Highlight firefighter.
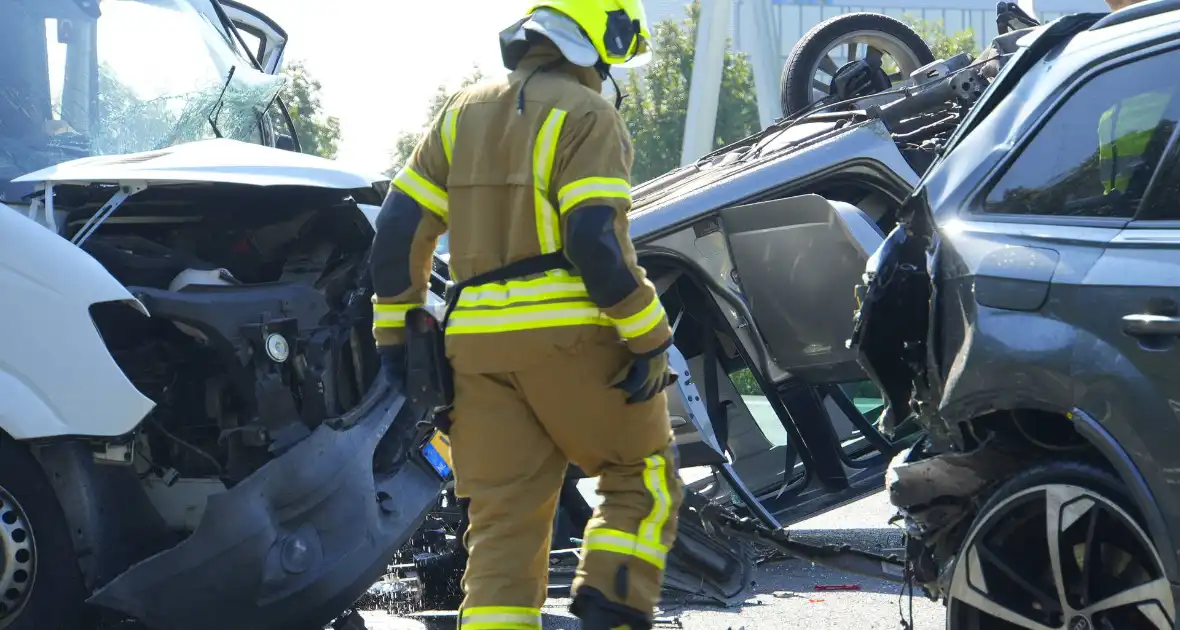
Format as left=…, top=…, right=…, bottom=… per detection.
left=368, top=2, right=683, bottom=629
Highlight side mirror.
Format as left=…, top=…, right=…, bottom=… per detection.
left=275, top=133, right=297, bottom=152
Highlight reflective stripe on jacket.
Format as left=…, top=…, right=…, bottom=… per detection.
left=1098, top=91, right=1171, bottom=195
left=372, top=43, right=671, bottom=374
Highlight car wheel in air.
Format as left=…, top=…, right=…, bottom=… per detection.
left=0, top=438, right=86, bottom=630
left=946, top=462, right=1175, bottom=630
left=780, top=12, right=934, bottom=117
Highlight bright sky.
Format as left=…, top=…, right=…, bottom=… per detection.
left=241, top=0, right=536, bottom=174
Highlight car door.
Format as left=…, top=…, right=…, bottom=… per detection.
left=710, top=193, right=907, bottom=523
left=219, top=0, right=288, bottom=74
left=1078, top=110, right=1180, bottom=500
left=718, top=193, right=886, bottom=386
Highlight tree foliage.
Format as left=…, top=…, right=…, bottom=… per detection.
left=903, top=15, right=980, bottom=60
left=388, top=66, right=486, bottom=174
left=620, top=1, right=760, bottom=184
left=280, top=60, right=342, bottom=159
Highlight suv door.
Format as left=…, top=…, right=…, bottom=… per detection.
left=1079, top=88, right=1180, bottom=509
left=219, top=0, right=288, bottom=74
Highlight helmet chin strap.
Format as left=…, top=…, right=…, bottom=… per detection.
left=596, top=60, right=626, bottom=110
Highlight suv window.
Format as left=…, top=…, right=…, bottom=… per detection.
left=981, top=49, right=1180, bottom=219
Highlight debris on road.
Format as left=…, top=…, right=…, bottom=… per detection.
left=815, top=584, right=861, bottom=591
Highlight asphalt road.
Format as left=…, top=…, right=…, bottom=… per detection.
left=358, top=491, right=946, bottom=629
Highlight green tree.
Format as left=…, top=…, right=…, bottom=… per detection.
left=621, top=1, right=760, bottom=184
left=280, top=60, right=341, bottom=159
left=388, top=66, right=486, bottom=174
left=731, top=369, right=761, bottom=396
left=903, top=15, right=980, bottom=60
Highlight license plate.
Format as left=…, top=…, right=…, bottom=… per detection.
left=421, top=430, right=453, bottom=480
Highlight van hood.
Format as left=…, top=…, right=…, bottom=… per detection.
left=13, top=138, right=386, bottom=190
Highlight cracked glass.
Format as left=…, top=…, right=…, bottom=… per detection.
left=1, top=0, right=286, bottom=189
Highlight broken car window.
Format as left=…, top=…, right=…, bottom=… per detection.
left=981, top=48, right=1180, bottom=219
left=0, top=0, right=284, bottom=190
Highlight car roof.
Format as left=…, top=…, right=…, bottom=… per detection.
left=1064, top=2, right=1180, bottom=60
left=1088, top=0, right=1180, bottom=30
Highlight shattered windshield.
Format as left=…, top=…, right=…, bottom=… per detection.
left=0, top=0, right=285, bottom=195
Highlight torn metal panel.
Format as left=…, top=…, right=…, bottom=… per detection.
left=885, top=438, right=1028, bottom=511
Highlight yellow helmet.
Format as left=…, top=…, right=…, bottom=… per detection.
left=519, top=0, right=653, bottom=68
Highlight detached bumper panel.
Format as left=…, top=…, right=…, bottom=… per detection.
left=88, top=386, right=444, bottom=630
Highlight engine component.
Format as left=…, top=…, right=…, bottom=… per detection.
left=167, top=268, right=238, bottom=343
left=264, top=333, right=290, bottom=363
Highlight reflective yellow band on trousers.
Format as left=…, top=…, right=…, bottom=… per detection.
left=392, top=166, right=448, bottom=222
left=557, top=176, right=631, bottom=214
left=639, top=454, right=673, bottom=544
left=582, top=455, right=674, bottom=571
left=455, top=271, right=590, bottom=308
left=442, top=107, right=459, bottom=165
left=447, top=301, right=612, bottom=335
left=460, top=606, right=542, bottom=630
left=609, top=296, right=667, bottom=340
left=373, top=302, right=420, bottom=328
left=534, top=108, right=567, bottom=255
left=583, top=528, right=669, bottom=570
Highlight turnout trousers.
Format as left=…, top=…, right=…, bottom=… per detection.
left=448, top=340, right=683, bottom=629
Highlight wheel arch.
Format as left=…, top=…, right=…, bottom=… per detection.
left=27, top=440, right=177, bottom=593
left=956, top=403, right=1180, bottom=583
left=1066, top=406, right=1180, bottom=582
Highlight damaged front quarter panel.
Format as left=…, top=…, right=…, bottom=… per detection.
left=88, top=381, right=444, bottom=630
left=884, top=434, right=1033, bottom=597
left=850, top=194, right=947, bottom=444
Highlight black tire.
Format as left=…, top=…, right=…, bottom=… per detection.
left=780, top=12, right=935, bottom=116
left=947, top=461, right=1168, bottom=629
left=0, top=438, right=86, bottom=630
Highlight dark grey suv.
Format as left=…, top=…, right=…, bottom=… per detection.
left=854, top=2, right=1180, bottom=628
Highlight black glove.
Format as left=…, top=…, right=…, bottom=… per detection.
left=612, top=351, right=679, bottom=405
left=379, top=344, right=407, bottom=387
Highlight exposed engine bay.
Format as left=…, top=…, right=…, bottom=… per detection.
left=77, top=182, right=381, bottom=493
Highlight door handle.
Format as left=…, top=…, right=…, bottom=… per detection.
left=1122, top=313, right=1180, bottom=337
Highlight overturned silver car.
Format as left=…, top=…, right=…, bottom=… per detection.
left=396, top=5, right=1049, bottom=618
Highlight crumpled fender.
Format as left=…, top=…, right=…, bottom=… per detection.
left=0, top=205, right=154, bottom=439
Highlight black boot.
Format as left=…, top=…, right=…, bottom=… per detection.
left=569, top=587, right=651, bottom=630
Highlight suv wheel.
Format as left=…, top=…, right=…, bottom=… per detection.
left=0, top=439, right=85, bottom=630
left=947, top=462, right=1175, bottom=629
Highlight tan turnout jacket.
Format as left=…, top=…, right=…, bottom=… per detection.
left=373, top=43, right=671, bottom=374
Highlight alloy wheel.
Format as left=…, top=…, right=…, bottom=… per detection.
left=948, top=484, right=1174, bottom=629
left=805, top=31, right=927, bottom=103
left=0, top=484, right=36, bottom=628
